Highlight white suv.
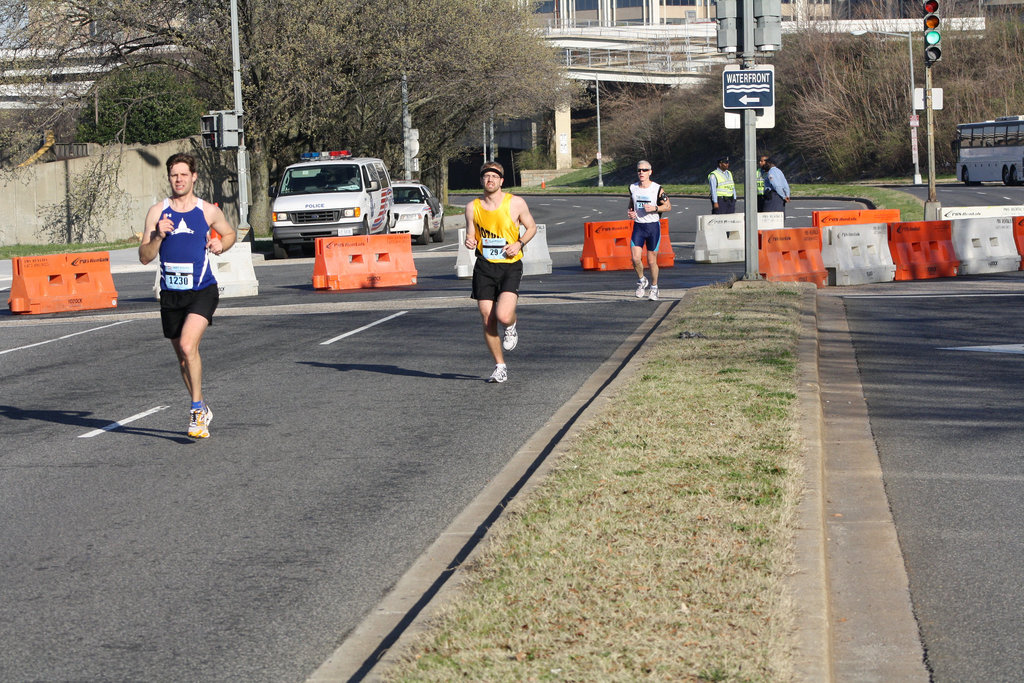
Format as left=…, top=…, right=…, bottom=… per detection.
left=390, top=181, right=445, bottom=245
left=270, top=152, right=395, bottom=257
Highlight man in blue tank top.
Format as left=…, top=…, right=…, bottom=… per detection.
left=139, top=153, right=237, bottom=438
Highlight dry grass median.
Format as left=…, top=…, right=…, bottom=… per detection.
left=386, top=283, right=809, bottom=682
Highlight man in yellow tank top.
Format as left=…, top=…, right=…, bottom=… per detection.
left=464, top=161, right=538, bottom=383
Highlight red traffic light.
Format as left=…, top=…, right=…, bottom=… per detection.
left=924, top=0, right=938, bottom=11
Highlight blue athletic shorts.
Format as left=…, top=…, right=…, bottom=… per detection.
left=630, top=221, right=661, bottom=252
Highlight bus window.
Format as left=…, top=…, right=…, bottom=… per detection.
left=1007, top=124, right=1021, bottom=146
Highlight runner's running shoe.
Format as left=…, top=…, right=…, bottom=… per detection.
left=648, top=285, right=660, bottom=301
left=502, top=324, right=518, bottom=352
left=188, top=403, right=212, bottom=439
left=487, top=365, right=508, bottom=383
left=634, top=276, right=648, bottom=298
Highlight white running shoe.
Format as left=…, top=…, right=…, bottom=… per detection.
left=634, top=276, right=649, bottom=298
left=648, top=285, right=660, bottom=301
left=487, top=365, right=508, bottom=383
left=188, top=403, right=213, bottom=439
left=502, top=324, right=518, bottom=352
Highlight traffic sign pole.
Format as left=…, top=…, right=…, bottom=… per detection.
left=741, top=0, right=759, bottom=281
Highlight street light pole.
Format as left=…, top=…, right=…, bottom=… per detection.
left=595, top=76, right=603, bottom=187
left=850, top=30, right=921, bottom=186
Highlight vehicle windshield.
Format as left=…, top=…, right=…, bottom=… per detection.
left=393, top=187, right=425, bottom=204
left=279, top=164, right=362, bottom=195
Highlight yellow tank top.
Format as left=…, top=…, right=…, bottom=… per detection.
left=472, top=193, right=523, bottom=263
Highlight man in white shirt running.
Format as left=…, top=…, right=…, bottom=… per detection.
left=626, top=160, right=671, bottom=301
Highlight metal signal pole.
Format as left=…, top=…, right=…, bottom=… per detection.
left=230, top=0, right=250, bottom=231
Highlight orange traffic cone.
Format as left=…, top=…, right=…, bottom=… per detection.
left=541, top=180, right=546, bottom=189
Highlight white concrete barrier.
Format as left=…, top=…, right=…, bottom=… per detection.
left=153, top=241, right=260, bottom=299
left=950, top=217, right=1021, bottom=275
left=455, top=224, right=552, bottom=279
left=939, top=205, right=1024, bottom=220
left=821, top=223, right=896, bottom=286
left=693, top=213, right=783, bottom=263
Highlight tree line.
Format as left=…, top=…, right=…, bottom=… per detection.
left=2, top=3, right=1023, bottom=243
left=0, top=0, right=574, bottom=235
left=598, top=11, right=1024, bottom=183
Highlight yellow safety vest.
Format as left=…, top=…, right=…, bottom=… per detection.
left=709, top=168, right=735, bottom=198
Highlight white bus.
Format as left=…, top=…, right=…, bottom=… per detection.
left=953, top=116, right=1024, bottom=185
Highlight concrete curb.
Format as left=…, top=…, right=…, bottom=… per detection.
left=815, top=293, right=929, bottom=681
left=305, top=297, right=687, bottom=682
left=792, top=287, right=834, bottom=682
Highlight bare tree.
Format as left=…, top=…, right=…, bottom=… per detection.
left=0, top=0, right=571, bottom=232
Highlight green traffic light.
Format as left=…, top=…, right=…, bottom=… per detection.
left=925, top=29, right=941, bottom=45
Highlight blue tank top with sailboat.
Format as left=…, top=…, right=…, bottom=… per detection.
left=158, top=198, right=216, bottom=292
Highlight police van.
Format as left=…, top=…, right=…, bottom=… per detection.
left=270, top=151, right=395, bottom=258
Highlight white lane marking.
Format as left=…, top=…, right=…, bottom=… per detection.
left=426, top=243, right=456, bottom=253
left=842, top=293, right=1024, bottom=299
left=0, top=320, right=131, bottom=355
left=940, top=344, right=1024, bottom=355
left=79, top=405, right=170, bottom=438
left=321, top=311, right=408, bottom=345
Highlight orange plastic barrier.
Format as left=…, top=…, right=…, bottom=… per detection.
left=580, top=219, right=675, bottom=271
left=812, top=209, right=901, bottom=228
left=1013, top=216, right=1024, bottom=270
left=758, top=227, right=828, bottom=288
left=312, top=234, right=418, bottom=290
left=8, top=252, right=118, bottom=314
left=887, top=221, right=959, bottom=280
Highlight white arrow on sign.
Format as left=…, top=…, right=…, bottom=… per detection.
left=739, top=95, right=760, bottom=105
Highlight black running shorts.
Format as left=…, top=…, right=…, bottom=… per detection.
left=159, top=283, right=219, bottom=339
left=471, top=258, right=523, bottom=301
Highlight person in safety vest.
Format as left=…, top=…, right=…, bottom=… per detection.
left=626, top=160, right=671, bottom=301
left=139, top=153, right=236, bottom=439
left=756, top=154, right=769, bottom=212
left=708, top=156, right=736, bottom=214
left=463, top=161, right=538, bottom=384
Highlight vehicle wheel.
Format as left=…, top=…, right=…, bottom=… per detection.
left=1011, top=166, right=1020, bottom=186
left=417, top=217, right=431, bottom=245
left=1003, top=166, right=1012, bottom=186
left=431, top=218, right=445, bottom=243
left=273, top=242, right=288, bottom=259
left=962, top=167, right=969, bottom=185
left=362, top=217, right=371, bottom=235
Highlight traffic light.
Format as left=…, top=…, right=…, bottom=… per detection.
left=753, top=0, right=782, bottom=52
left=715, top=0, right=739, bottom=54
left=219, top=112, right=241, bottom=148
left=200, top=114, right=221, bottom=149
left=924, top=0, right=941, bottom=66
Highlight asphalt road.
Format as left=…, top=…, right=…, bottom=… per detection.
left=4, top=194, right=824, bottom=683
left=834, top=276, right=1024, bottom=683
left=5, top=188, right=969, bottom=682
